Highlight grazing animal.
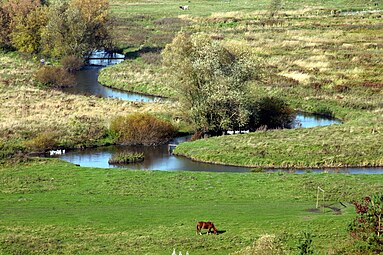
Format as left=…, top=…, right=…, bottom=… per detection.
left=196, top=221, right=217, bottom=235
left=179, top=5, right=189, bottom=10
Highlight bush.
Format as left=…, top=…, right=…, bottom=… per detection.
left=247, top=96, right=295, bottom=131
left=349, top=194, right=383, bottom=253
left=35, top=66, right=75, bottom=88
left=108, top=152, right=144, bottom=164
left=61, top=55, right=83, bottom=72
left=0, top=139, right=25, bottom=159
left=110, top=113, right=176, bottom=146
left=24, top=131, right=59, bottom=152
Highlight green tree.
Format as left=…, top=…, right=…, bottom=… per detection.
left=162, top=33, right=255, bottom=135
left=247, top=96, right=294, bottom=131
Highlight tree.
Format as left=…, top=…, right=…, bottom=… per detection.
left=69, top=0, right=111, bottom=55
left=0, top=0, right=112, bottom=57
left=10, top=7, right=48, bottom=54
left=0, top=0, right=41, bottom=49
left=0, top=6, right=12, bottom=48
left=162, top=33, right=255, bottom=135
left=349, top=194, right=383, bottom=253
left=41, top=0, right=111, bottom=58
left=247, top=96, right=294, bottom=131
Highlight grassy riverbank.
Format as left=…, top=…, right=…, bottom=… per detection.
left=0, top=51, right=178, bottom=157
left=1, top=159, right=383, bottom=254
left=99, top=0, right=383, bottom=168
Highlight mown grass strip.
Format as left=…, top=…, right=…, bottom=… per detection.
left=1, top=159, right=383, bottom=254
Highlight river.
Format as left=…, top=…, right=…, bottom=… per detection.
left=55, top=52, right=382, bottom=174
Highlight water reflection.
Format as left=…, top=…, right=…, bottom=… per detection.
left=293, top=112, right=341, bottom=128
left=60, top=137, right=248, bottom=172
left=58, top=142, right=383, bottom=174
left=56, top=51, right=377, bottom=174
left=86, top=51, right=125, bottom=66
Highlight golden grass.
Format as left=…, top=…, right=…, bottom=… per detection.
left=0, top=53, right=178, bottom=144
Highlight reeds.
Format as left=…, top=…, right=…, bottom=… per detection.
left=108, top=152, right=144, bottom=164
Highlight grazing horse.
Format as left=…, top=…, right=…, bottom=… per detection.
left=196, top=221, right=217, bottom=235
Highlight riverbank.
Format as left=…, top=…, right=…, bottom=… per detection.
left=99, top=7, right=383, bottom=169
left=174, top=121, right=383, bottom=169
left=1, top=159, right=383, bottom=254
left=0, top=51, right=178, bottom=158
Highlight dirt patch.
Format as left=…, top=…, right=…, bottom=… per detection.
left=306, top=203, right=344, bottom=215
left=306, top=208, right=321, bottom=213
left=325, top=205, right=342, bottom=215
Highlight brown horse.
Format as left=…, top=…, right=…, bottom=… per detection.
left=196, top=221, right=217, bottom=235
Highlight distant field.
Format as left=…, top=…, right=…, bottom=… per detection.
left=1, top=159, right=383, bottom=254
left=110, top=0, right=382, bottom=17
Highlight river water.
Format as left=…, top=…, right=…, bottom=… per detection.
left=55, top=53, right=382, bottom=174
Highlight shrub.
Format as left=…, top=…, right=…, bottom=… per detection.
left=61, top=55, right=83, bottom=72
left=35, top=66, right=75, bottom=88
left=110, top=113, right=176, bottom=146
left=247, top=96, right=295, bottom=131
left=24, top=131, right=59, bottom=152
left=349, top=194, right=383, bottom=253
left=108, top=152, right=144, bottom=164
left=0, top=139, right=25, bottom=159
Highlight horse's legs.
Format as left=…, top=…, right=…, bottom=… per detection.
left=196, top=225, right=203, bottom=235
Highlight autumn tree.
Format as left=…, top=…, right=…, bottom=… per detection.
left=0, top=7, right=11, bottom=48
left=0, top=0, right=111, bottom=57
left=11, top=7, right=48, bottom=53
left=163, top=33, right=256, bottom=135
left=41, top=0, right=111, bottom=57
left=0, top=0, right=41, bottom=49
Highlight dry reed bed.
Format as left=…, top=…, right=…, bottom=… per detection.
left=0, top=53, right=177, bottom=148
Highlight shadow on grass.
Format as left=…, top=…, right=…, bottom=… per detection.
left=126, top=46, right=163, bottom=60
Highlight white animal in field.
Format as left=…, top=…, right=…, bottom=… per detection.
left=179, top=5, right=189, bottom=10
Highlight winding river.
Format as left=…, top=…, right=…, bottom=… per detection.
left=55, top=53, right=383, bottom=174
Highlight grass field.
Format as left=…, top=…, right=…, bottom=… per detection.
left=1, top=0, right=383, bottom=254
left=1, top=159, right=383, bottom=254
left=98, top=0, right=383, bottom=168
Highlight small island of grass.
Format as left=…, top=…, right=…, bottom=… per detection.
left=108, top=152, right=144, bottom=164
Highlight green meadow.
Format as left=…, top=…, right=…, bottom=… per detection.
left=1, top=0, right=383, bottom=254
left=1, top=159, right=383, bottom=254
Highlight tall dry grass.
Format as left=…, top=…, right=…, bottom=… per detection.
left=0, top=52, right=178, bottom=152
